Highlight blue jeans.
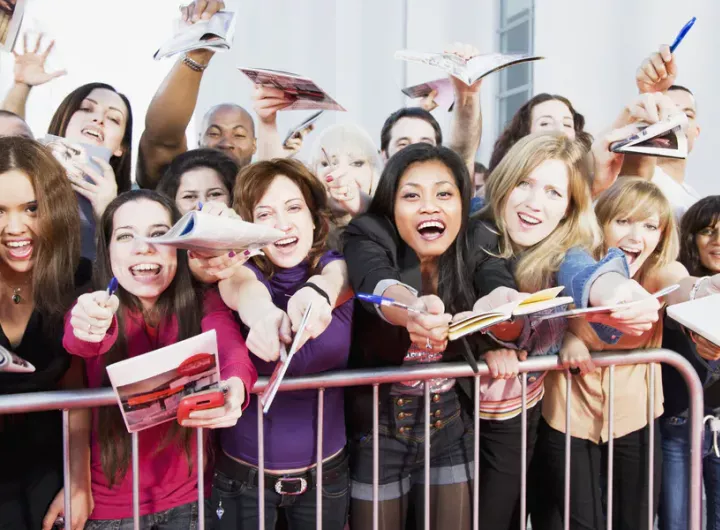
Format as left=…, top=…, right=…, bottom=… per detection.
left=83, top=500, right=210, bottom=529
left=659, top=415, right=720, bottom=530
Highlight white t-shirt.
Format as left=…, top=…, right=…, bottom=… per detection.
left=651, top=165, right=700, bottom=223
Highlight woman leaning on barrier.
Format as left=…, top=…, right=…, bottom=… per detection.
left=343, top=143, right=520, bottom=530
left=659, top=195, right=720, bottom=530
left=538, top=179, right=720, bottom=530
left=0, top=137, right=87, bottom=529
left=63, top=189, right=257, bottom=529
left=215, top=159, right=354, bottom=530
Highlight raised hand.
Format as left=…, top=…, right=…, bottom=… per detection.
left=12, top=34, right=66, bottom=87
left=444, top=42, right=482, bottom=94
left=180, top=0, right=225, bottom=23
left=245, top=306, right=292, bottom=363
left=636, top=44, right=677, bottom=94
left=286, top=284, right=333, bottom=351
left=253, top=84, right=295, bottom=124
left=67, top=156, right=118, bottom=219
left=406, top=295, right=452, bottom=351
left=484, top=348, right=527, bottom=379
left=70, top=291, right=120, bottom=343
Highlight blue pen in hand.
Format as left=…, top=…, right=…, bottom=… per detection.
left=106, top=277, right=118, bottom=297
left=356, top=293, right=429, bottom=315
left=670, top=16, right=696, bottom=53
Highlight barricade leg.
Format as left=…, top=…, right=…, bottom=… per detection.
left=197, top=427, right=205, bottom=530
left=132, top=431, right=140, bottom=530
left=316, top=388, right=324, bottom=530
left=424, top=381, right=431, bottom=529
left=257, top=399, right=265, bottom=530
left=473, top=376, right=480, bottom=530
left=62, top=409, right=72, bottom=530
left=606, top=366, right=615, bottom=530
left=648, top=364, right=655, bottom=530
left=372, top=384, right=379, bottom=530
left=520, top=373, right=527, bottom=530
left=563, top=372, right=572, bottom=530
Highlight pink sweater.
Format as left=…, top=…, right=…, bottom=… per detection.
left=63, top=288, right=257, bottom=520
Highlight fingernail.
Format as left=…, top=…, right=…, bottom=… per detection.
left=243, top=249, right=251, bottom=256
left=228, top=251, right=236, bottom=258
left=188, top=251, right=196, bottom=259
left=325, top=176, right=334, bottom=183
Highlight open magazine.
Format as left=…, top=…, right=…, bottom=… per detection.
left=143, top=211, right=285, bottom=252
left=667, top=293, right=720, bottom=347
left=283, top=110, right=323, bottom=147
left=106, top=330, right=221, bottom=433
left=239, top=68, right=345, bottom=111
left=449, top=287, right=572, bottom=341
left=0, top=344, right=35, bottom=373
left=0, top=0, right=25, bottom=52
left=535, top=284, right=679, bottom=322
left=261, top=302, right=313, bottom=413
left=401, top=78, right=454, bottom=111
left=154, top=10, right=236, bottom=60
left=394, top=50, right=544, bottom=86
left=610, top=113, right=689, bottom=159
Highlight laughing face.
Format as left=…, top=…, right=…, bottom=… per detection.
left=0, top=169, right=38, bottom=276
left=393, top=159, right=462, bottom=261
left=604, top=214, right=662, bottom=277
left=503, top=159, right=570, bottom=249
left=252, top=175, right=315, bottom=269
left=64, top=88, right=128, bottom=158
left=109, top=199, right=177, bottom=310
left=696, top=220, right=720, bottom=274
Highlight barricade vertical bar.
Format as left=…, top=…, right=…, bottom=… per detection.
left=197, top=428, right=205, bottom=530
left=316, top=388, right=324, bottom=530
left=520, top=372, right=528, bottom=530
left=686, top=361, right=703, bottom=529
left=257, top=399, right=265, bottom=530
left=648, top=364, right=655, bottom=530
left=473, top=376, right=480, bottom=530
left=563, top=372, right=572, bottom=530
left=62, top=409, right=72, bottom=530
left=373, top=384, right=379, bottom=530
left=424, top=380, right=430, bottom=529
left=606, top=366, right=615, bottom=530
left=132, top=431, right=140, bottom=530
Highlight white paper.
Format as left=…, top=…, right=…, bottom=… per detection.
left=610, top=113, right=689, bottom=160
left=106, top=330, right=220, bottom=433
left=668, top=293, right=720, bottom=347
left=154, top=11, right=236, bottom=60
left=0, top=344, right=35, bottom=373
left=0, top=0, right=25, bottom=52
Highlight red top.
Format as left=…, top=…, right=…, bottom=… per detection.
left=63, top=288, right=257, bottom=520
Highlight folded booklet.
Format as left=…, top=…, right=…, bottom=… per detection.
left=0, top=344, right=35, bottom=373
left=401, top=78, right=454, bottom=111
left=0, top=0, right=25, bottom=52
left=239, top=68, right=346, bottom=111
left=449, top=286, right=572, bottom=341
left=143, top=211, right=285, bottom=252
left=534, top=284, right=679, bottom=322
left=394, top=50, right=544, bottom=86
left=154, top=10, right=236, bottom=60
left=283, top=110, right=323, bottom=147
left=106, top=330, right=221, bottom=433
left=610, top=113, right=689, bottom=159
left=261, top=302, right=314, bottom=414
left=667, top=293, right=720, bottom=347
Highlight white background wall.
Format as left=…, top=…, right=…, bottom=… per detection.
left=0, top=0, right=717, bottom=197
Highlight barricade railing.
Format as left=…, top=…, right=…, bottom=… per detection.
left=0, top=348, right=704, bottom=530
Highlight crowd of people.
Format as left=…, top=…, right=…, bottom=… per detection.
left=0, top=2, right=719, bottom=529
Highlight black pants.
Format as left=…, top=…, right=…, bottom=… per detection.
left=533, top=418, right=662, bottom=530
left=210, top=450, right=349, bottom=530
left=0, top=464, right=62, bottom=530
left=476, top=404, right=541, bottom=530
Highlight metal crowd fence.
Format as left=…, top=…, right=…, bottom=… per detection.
left=0, top=348, right=704, bottom=530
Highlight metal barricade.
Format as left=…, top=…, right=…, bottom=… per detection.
left=0, top=348, right=704, bottom=530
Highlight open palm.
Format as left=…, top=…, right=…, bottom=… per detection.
left=13, top=34, right=66, bottom=86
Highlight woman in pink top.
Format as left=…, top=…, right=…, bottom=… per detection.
left=63, top=189, right=257, bottom=529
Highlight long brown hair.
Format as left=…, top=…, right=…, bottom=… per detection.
left=94, top=190, right=201, bottom=486
left=0, top=137, right=80, bottom=317
left=48, top=82, right=133, bottom=194
left=233, top=158, right=332, bottom=277
left=489, top=93, right=592, bottom=173
left=481, top=132, right=600, bottom=292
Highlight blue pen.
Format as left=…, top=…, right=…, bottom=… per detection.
left=106, top=277, right=118, bottom=297
left=670, top=16, right=696, bottom=53
left=197, top=201, right=203, bottom=211
left=356, top=293, right=429, bottom=315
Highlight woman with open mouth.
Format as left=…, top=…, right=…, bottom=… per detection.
left=538, top=178, right=720, bottom=530
left=343, top=142, right=520, bottom=530
left=63, top=190, right=256, bottom=529
left=213, top=158, right=354, bottom=530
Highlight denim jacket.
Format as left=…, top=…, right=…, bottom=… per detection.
left=493, top=247, right=629, bottom=381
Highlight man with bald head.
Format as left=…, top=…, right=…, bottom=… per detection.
left=137, top=0, right=256, bottom=189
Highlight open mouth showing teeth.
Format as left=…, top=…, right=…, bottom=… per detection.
left=620, top=247, right=641, bottom=264
left=5, top=240, right=32, bottom=258
left=130, top=263, right=161, bottom=276
left=81, top=128, right=104, bottom=142
left=274, top=237, right=298, bottom=249
left=518, top=212, right=541, bottom=226
left=417, top=220, right=446, bottom=241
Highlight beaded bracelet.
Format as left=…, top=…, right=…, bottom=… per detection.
left=182, top=54, right=208, bottom=72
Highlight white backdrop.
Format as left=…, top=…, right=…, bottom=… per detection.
left=0, top=0, right=716, bottom=196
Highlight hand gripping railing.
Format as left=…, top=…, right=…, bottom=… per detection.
left=0, top=349, right=704, bottom=530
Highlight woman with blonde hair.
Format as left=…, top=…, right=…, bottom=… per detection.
left=537, top=178, right=720, bottom=530
left=471, top=133, right=661, bottom=529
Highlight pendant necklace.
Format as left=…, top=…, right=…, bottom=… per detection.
left=12, top=287, right=22, bottom=304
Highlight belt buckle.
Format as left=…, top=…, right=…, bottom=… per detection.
left=274, top=476, right=308, bottom=496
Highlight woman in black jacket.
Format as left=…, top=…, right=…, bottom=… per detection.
left=343, top=143, right=516, bottom=529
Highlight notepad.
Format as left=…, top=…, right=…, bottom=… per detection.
left=667, top=293, right=720, bottom=347
left=154, top=11, right=236, bottom=60
left=449, top=286, right=572, bottom=341
left=610, top=114, right=689, bottom=159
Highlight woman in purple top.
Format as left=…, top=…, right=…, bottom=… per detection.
left=214, top=158, right=353, bottom=530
